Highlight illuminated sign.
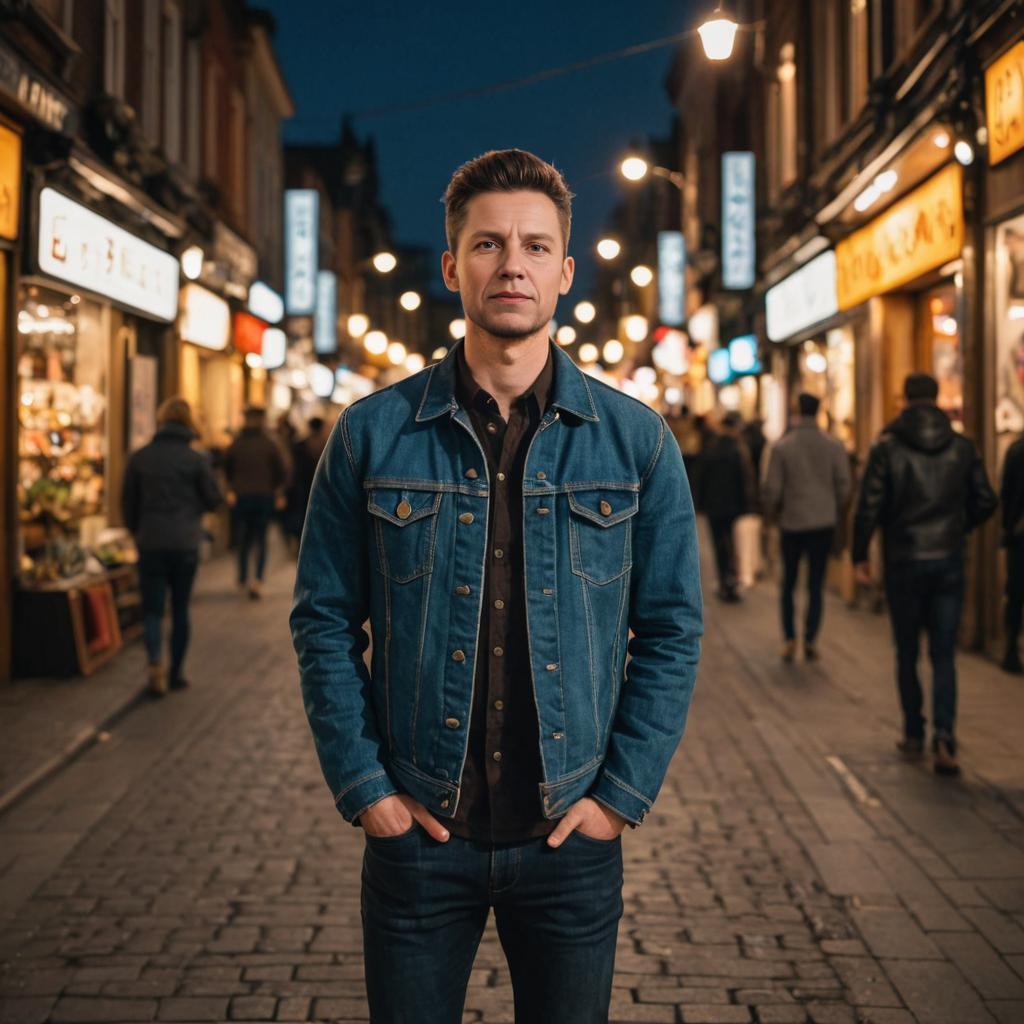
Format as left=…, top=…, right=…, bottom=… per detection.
left=233, top=311, right=266, bottom=356
left=0, top=122, right=20, bottom=240
left=285, top=189, right=318, bottom=314
left=37, top=188, right=178, bottom=321
left=261, top=328, right=286, bottom=369
left=987, top=40, right=1024, bottom=166
left=722, top=152, right=756, bottom=289
left=248, top=280, right=284, bottom=324
left=707, top=348, right=732, bottom=385
left=765, top=250, right=838, bottom=342
left=179, top=283, right=230, bottom=350
left=314, top=270, right=337, bottom=354
left=836, top=163, right=963, bottom=310
left=0, top=40, right=76, bottom=134
left=728, top=334, right=760, bottom=376
left=657, top=231, right=686, bottom=326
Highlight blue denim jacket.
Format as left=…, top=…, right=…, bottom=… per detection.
left=290, top=341, right=703, bottom=828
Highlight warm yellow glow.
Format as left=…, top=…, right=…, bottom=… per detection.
left=245, top=353, right=263, bottom=369
left=556, top=325, right=577, bottom=346
left=624, top=314, right=649, bottom=342
left=933, top=130, right=951, bottom=149
left=400, top=290, right=421, bottom=311
left=596, top=238, right=621, bottom=260
left=372, top=251, right=397, bottom=273
left=603, top=339, right=625, bottom=364
left=449, top=318, right=467, bottom=339
left=574, top=301, right=596, bottom=324
left=387, top=341, right=407, bottom=365
left=578, top=343, right=599, bottom=364
left=698, top=16, right=739, bottom=61
left=630, top=265, right=654, bottom=287
left=405, top=352, right=426, bottom=372
left=180, top=244, right=204, bottom=280
left=431, top=346, right=449, bottom=360
left=347, top=313, right=369, bottom=338
left=620, top=157, right=649, bottom=181
left=364, top=330, right=388, bottom=355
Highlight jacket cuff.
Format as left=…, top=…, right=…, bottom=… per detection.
left=335, top=769, right=400, bottom=827
left=588, top=768, right=652, bottom=827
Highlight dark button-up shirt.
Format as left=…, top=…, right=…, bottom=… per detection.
left=448, top=343, right=556, bottom=843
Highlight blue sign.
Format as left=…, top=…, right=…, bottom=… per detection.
left=707, top=348, right=732, bottom=385
left=314, top=270, right=337, bottom=354
left=285, top=189, right=319, bottom=314
left=728, top=334, right=761, bottom=376
left=722, top=152, right=755, bottom=290
left=657, top=231, right=686, bottom=326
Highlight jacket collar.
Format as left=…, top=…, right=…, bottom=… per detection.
left=416, top=338, right=599, bottom=423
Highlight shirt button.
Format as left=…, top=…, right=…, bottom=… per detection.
left=494, top=700, right=504, bottom=710
left=546, top=662, right=559, bottom=671
left=537, top=507, right=550, bottom=515
left=465, top=468, right=478, bottom=479
left=600, top=500, right=612, bottom=516
left=494, top=599, right=504, bottom=610
left=445, top=717, right=460, bottom=729
left=552, top=732, right=564, bottom=740
left=492, top=751, right=502, bottom=762
left=440, top=799, right=450, bottom=809
left=486, top=422, right=498, bottom=433
left=458, top=512, right=475, bottom=524
left=455, top=585, right=471, bottom=595
left=396, top=500, right=412, bottom=520
left=496, top=472, right=506, bottom=482
left=494, top=548, right=504, bottom=559
left=493, top=646, right=504, bottom=657
left=452, top=650, right=466, bottom=662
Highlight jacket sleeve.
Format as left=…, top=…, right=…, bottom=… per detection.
left=197, top=454, right=224, bottom=512
left=966, top=445, right=998, bottom=532
left=289, top=410, right=398, bottom=825
left=588, top=420, right=703, bottom=827
left=852, top=439, right=888, bottom=563
left=761, top=444, right=782, bottom=521
left=121, top=455, right=140, bottom=534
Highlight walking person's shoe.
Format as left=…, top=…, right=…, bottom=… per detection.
left=781, top=639, right=796, bottom=663
left=896, top=735, right=925, bottom=759
left=248, top=580, right=262, bottom=601
left=169, top=670, right=190, bottom=691
left=933, top=736, right=961, bottom=777
left=147, top=663, right=168, bottom=698
left=1001, top=648, right=1024, bottom=675
left=804, top=642, right=819, bottom=662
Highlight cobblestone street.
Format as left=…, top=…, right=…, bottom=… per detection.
left=2, top=539, right=1024, bottom=1024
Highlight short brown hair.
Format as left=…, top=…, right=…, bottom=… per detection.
left=444, top=149, right=573, bottom=253
left=156, top=396, right=196, bottom=433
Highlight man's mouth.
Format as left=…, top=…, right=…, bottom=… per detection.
left=491, top=292, right=532, bottom=302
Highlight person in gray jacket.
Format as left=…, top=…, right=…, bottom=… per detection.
left=762, top=393, right=851, bottom=662
left=122, top=397, right=223, bottom=695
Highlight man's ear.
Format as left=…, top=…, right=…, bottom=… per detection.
left=441, top=251, right=460, bottom=293
left=559, top=255, right=575, bottom=296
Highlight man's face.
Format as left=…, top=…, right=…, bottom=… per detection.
left=442, top=190, right=574, bottom=341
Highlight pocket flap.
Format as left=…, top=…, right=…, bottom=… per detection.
left=367, top=488, right=443, bottom=527
left=567, top=489, right=639, bottom=528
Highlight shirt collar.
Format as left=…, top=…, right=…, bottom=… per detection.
left=454, top=341, right=554, bottom=417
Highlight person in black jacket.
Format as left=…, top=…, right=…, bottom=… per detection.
left=999, top=435, right=1024, bottom=673
left=852, top=373, right=997, bottom=776
left=122, top=397, right=223, bottom=696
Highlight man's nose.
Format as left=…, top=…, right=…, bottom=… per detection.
left=498, top=250, right=525, bottom=278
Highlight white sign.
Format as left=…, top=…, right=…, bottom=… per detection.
left=314, top=270, right=337, bottom=354
left=248, top=280, right=284, bottom=324
left=129, top=355, right=158, bottom=451
left=179, top=283, right=230, bottom=350
left=37, top=188, right=178, bottom=321
left=262, top=327, right=287, bottom=369
left=657, top=231, right=686, bottom=326
left=765, top=250, right=838, bottom=342
left=285, top=189, right=318, bottom=314
left=722, top=152, right=756, bottom=290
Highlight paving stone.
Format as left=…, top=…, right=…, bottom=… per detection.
left=679, top=1007, right=751, bottom=1023
left=156, top=996, right=230, bottom=1020
left=932, top=931, right=1024, bottom=999
left=755, top=1008, right=808, bottom=1023
left=0, top=997, right=58, bottom=1024
left=50, top=996, right=158, bottom=1021
left=849, top=907, right=941, bottom=960
left=988, top=1001, right=1024, bottom=1024
left=275, top=996, right=312, bottom=1020
left=230, top=994, right=278, bottom=1019
left=881, top=959, right=992, bottom=1024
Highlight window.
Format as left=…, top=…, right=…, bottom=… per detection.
left=141, top=0, right=160, bottom=143
left=103, top=0, right=125, bottom=100
left=204, top=59, right=219, bottom=180
left=162, top=1, right=182, bottom=163
left=846, top=0, right=869, bottom=120
left=812, top=2, right=842, bottom=151
left=778, top=43, right=798, bottom=188
left=230, top=87, right=246, bottom=222
left=185, top=38, right=200, bottom=180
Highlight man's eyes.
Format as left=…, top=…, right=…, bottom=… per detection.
left=475, top=241, right=549, bottom=253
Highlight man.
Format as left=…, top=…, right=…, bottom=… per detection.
left=700, top=410, right=754, bottom=602
left=762, top=393, right=851, bottom=662
left=291, top=149, right=703, bottom=1023
left=224, top=406, right=287, bottom=599
left=853, top=373, right=996, bottom=776
left=1000, top=433, right=1024, bottom=673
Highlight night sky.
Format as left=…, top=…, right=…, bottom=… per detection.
left=261, top=0, right=701, bottom=316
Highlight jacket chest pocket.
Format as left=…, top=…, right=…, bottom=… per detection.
left=367, top=488, right=444, bottom=583
left=568, top=487, right=639, bottom=585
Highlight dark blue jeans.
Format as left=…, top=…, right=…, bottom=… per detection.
left=884, top=556, right=964, bottom=742
left=780, top=527, right=834, bottom=642
left=234, top=494, right=275, bottom=583
left=361, top=825, right=623, bottom=1023
left=138, top=549, right=199, bottom=679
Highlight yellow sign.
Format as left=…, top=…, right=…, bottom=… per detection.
left=987, top=40, right=1024, bottom=166
left=0, top=123, right=21, bottom=241
left=836, top=163, right=963, bottom=311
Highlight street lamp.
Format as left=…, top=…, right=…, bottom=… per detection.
left=449, top=318, right=466, bottom=339
left=372, top=251, right=397, bottom=273
left=603, top=339, right=625, bottom=364
left=574, top=301, right=596, bottom=324
left=387, top=340, right=407, bottom=365
left=630, top=265, right=654, bottom=287
left=400, top=290, right=422, bottom=311
left=698, top=3, right=740, bottom=61
left=624, top=314, right=649, bottom=342
left=347, top=313, right=369, bottom=338
left=618, top=155, right=685, bottom=191
left=364, top=330, right=388, bottom=355
left=556, top=325, right=577, bottom=346
left=597, top=238, right=621, bottom=260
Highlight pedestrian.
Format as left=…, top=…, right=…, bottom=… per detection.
left=291, top=148, right=703, bottom=1024
left=283, top=414, right=330, bottom=556
left=853, top=372, right=997, bottom=776
left=736, top=416, right=768, bottom=588
left=999, top=433, right=1024, bottom=673
left=224, top=406, right=287, bottom=600
left=121, top=397, right=223, bottom=697
left=670, top=404, right=704, bottom=505
left=700, top=409, right=755, bottom=602
left=762, top=393, right=851, bottom=663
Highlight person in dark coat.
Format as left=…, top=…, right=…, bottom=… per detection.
left=1000, top=434, right=1024, bottom=673
left=224, top=406, right=288, bottom=598
left=853, top=373, right=997, bottom=776
left=122, top=397, right=223, bottom=696
left=284, top=415, right=330, bottom=555
left=700, top=410, right=755, bottom=602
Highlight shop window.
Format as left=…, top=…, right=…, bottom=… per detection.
left=920, top=285, right=963, bottom=431
left=16, top=286, right=109, bottom=582
left=796, top=331, right=856, bottom=448
left=994, top=212, right=1024, bottom=464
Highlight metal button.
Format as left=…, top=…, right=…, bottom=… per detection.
left=455, top=585, right=471, bottom=595
left=494, top=599, right=505, bottom=610
left=546, top=663, right=559, bottom=671
left=396, top=500, right=412, bottom=520
left=492, top=751, right=502, bottom=762
left=493, top=646, right=504, bottom=657
left=465, top=468, right=478, bottom=479
left=458, top=512, right=474, bottom=524
left=452, top=649, right=466, bottom=662
left=536, top=471, right=546, bottom=480
left=552, top=732, right=564, bottom=740
left=445, top=717, right=460, bottom=729
left=440, top=799, right=449, bottom=809
left=494, top=699, right=504, bottom=710
left=599, top=500, right=612, bottom=516
left=496, top=472, right=506, bottom=482
left=494, top=548, right=504, bottom=559
left=537, top=507, right=550, bottom=515
left=486, top=422, right=498, bottom=433
left=542, top=588, right=554, bottom=596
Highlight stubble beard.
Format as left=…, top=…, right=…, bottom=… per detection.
left=469, top=307, right=552, bottom=342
